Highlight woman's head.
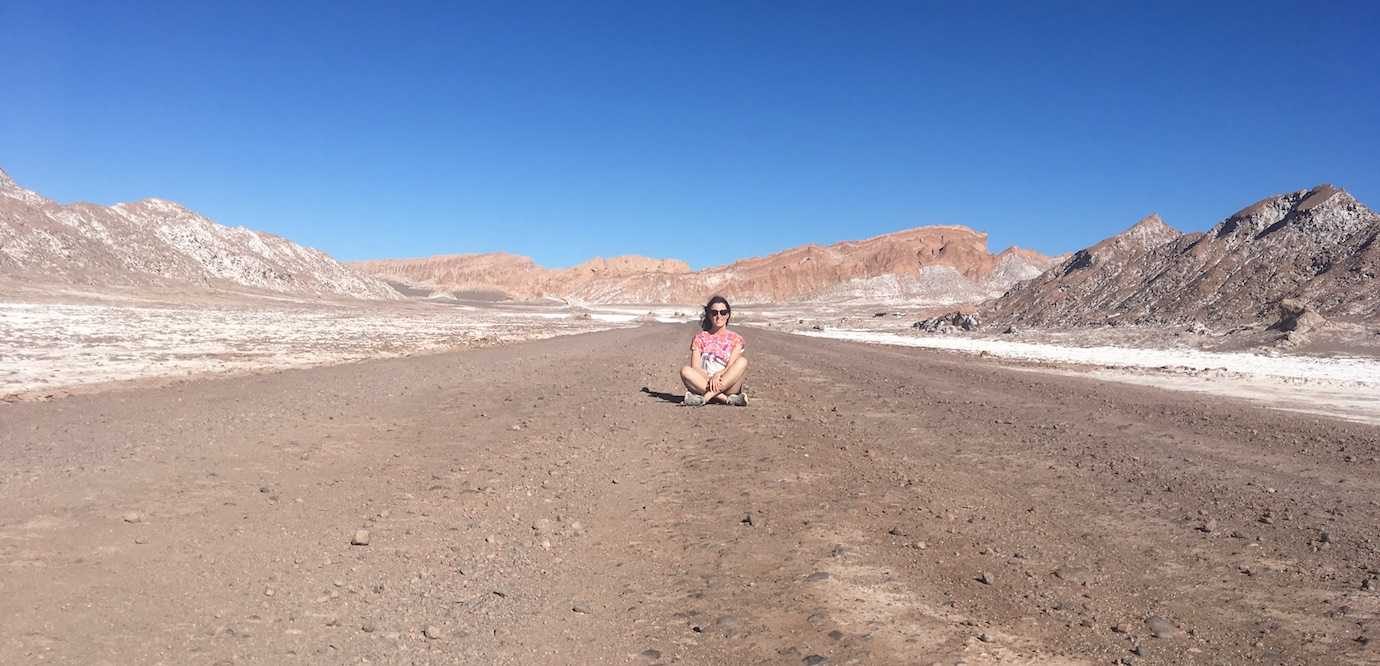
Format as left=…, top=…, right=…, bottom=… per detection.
left=701, top=295, right=731, bottom=331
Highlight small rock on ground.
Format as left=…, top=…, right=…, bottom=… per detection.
left=1147, top=616, right=1176, bottom=638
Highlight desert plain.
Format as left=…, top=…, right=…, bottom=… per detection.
left=2, top=297, right=1379, bottom=665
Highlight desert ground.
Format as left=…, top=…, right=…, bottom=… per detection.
left=0, top=299, right=679, bottom=399
left=2, top=322, right=1378, bottom=664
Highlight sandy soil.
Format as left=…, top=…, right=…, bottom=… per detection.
left=1, top=325, right=1378, bottom=664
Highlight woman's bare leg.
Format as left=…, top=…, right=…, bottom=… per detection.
left=723, top=357, right=749, bottom=395
left=680, top=366, right=708, bottom=394
left=704, top=357, right=748, bottom=405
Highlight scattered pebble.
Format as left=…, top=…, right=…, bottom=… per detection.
left=805, top=571, right=832, bottom=582
left=977, top=572, right=994, bottom=585
left=1054, top=567, right=1090, bottom=584
left=639, top=648, right=662, bottom=660
left=423, top=625, right=442, bottom=640
left=803, top=656, right=828, bottom=665
left=361, top=623, right=377, bottom=633
left=122, top=512, right=142, bottom=524
left=1147, top=616, right=1176, bottom=638
left=741, top=513, right=754, bottom=526
left=572, top=604, right=593, bottom=614
left=1362, top=579, right=1375, bottom=592
left=977, top=633, right=993, bottom=643
left=351, top=530, right=370, bottom=546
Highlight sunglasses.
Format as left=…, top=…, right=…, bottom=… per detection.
left=708, top=309, right=730, bottom=317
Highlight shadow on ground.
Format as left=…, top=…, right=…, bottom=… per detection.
left=640, top=386, right=685, bottom=404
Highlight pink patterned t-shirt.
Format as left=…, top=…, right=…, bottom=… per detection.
left=692, top=329, right=745, bottom=366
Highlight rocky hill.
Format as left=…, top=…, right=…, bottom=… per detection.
left=987, top=185, right=1380, bottom=327
left=355, top=226, right=1058, bottom=305
left=351, top=253, right=694, bottom=302
left=0, top=169, right=399, bottom=300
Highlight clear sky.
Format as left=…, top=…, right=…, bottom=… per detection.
left=3, top=2, right=1378, bottom=269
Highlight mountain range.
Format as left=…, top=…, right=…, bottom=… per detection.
left=0, top=169, right=398, bottom=300
left=351, top=227, right=1059, bottom=305
left=4, top=167, right=1376, bottom=327
left=986, top=184, right=1380, bottom=326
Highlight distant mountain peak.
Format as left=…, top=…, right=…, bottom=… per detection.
left=0, top=166, right=399, bottom=300
left=1082, top=213, right=1180, bottom=258
left=988, top=184, right=1380, bottom=327
left=1126, top=212, right=1175, bottom=235
left=0, top=168, right=49, bottom=205
left=1218, top=183, right=1369, bottom=241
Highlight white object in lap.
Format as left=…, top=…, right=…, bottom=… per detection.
left=701, top=354, right=726, bottom=375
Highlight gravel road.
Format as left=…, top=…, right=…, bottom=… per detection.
left=1, top=324, right=1377, bottom=663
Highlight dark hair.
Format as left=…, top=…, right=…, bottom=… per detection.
left=700, top=295, right=731, bottom=331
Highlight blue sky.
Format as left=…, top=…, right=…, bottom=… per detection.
left=3, top=1, right=1378, bottom=269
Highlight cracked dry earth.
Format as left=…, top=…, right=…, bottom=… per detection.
left=1, top=324, right=1378, bottom=664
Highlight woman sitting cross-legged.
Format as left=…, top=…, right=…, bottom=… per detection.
left=680, top=295, right=748, bottom=406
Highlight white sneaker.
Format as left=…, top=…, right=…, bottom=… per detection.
left=726, top=393, right=748, bottom=407
left=683, top=393, right=705, bottom=406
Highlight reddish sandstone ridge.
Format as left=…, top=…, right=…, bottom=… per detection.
left=354, top=225, right=1059, bottom=305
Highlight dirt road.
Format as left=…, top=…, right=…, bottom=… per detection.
left=2, top=325, right=1377, bottom=664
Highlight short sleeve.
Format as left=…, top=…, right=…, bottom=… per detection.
left=733, top=331, right=745, bottom=351
left=690, top=332, right=703, bottom=350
